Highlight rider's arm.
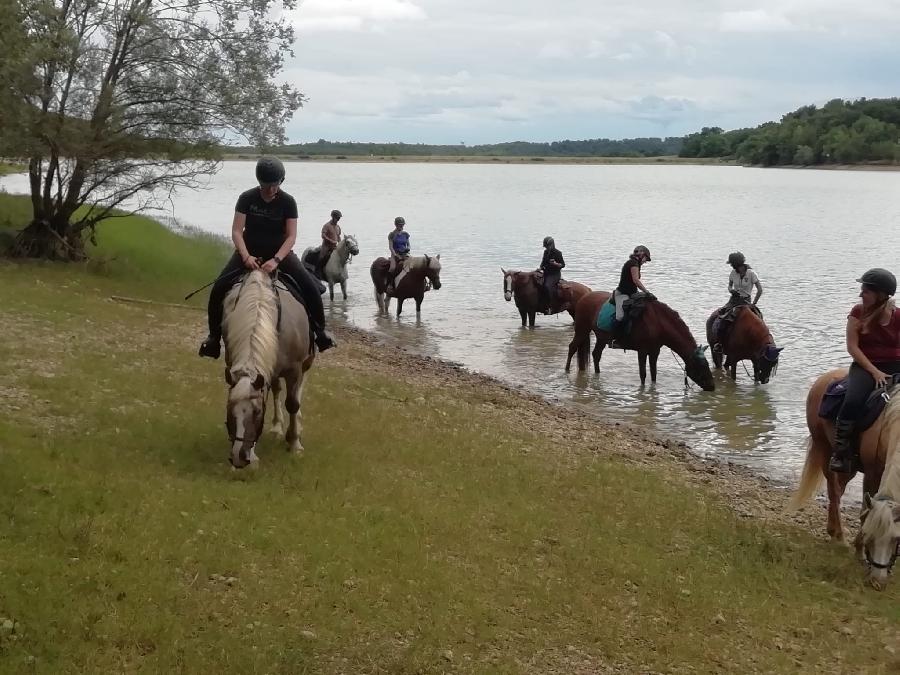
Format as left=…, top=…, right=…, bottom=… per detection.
left=631, top=266, right=647, bottom=293
left=554, top=251, right=565, bottom=269
left=231, top=212, right=251, bottom=262
left=272, top=218, right=297, bottom=264
left=846, top=315, right=880, bottom=377
left=752, top=278, right=763, bottom=305
left=322, top=222, right=338, bottom=245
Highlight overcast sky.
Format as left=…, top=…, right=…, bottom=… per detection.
left=283, top=0, right=900, bottom=144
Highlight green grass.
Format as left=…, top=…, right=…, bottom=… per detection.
left=0, top=194, right=897, bottom=673
left=0, top=162, right=26, bottom=177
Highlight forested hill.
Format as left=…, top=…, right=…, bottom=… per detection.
left=229, top=137, right=684, bottom=158
left=679, top=98, right=900, bottom=166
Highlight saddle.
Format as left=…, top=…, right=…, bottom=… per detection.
left=606, top=292, right=654, bottom=340
left=818, top=374, right=900, bottom=433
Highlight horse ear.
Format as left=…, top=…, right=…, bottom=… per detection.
left=701, top=345, right=709, bottom=353
left=253, top=373, right=266, bottom=390
left=776, top=347, right=785, bottom=354
left=863, top=493, right=873, bottom=510
left=501, top=267, right=506, bottom=274
left=225, top=369, right=235, bottom=386
left=436, top=254, right=440, bottom=260
left=893, top=503, right=900, bottom=523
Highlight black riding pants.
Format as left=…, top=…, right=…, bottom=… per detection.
left=543, top=271, right=560, bottom=302
left=207, top=252, right=326, bottom=336
left=837, top=360, right=900, bottom=421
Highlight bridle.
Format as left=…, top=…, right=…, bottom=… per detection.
left=864, top=497, right=900, bottom=572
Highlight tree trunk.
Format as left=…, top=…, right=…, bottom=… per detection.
left=10, top=217, right=87, bottom=261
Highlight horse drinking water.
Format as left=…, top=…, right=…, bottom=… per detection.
left=501, top=268, right=591, bottom=327
left=370, top=254, right=442, bottom=317
left=222, top=270, right=316, bottom=468
left=705, top=305, right=783, bottom=383
left=301, top=234, right=360, bottom=301
left=565, top=291, right=715, bottom=390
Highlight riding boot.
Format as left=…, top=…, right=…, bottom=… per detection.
left=199, top=332, right=222, bottom=359
left=828, top=419, right=858, bottom=474
left=313, top=324, right=337, bottom=352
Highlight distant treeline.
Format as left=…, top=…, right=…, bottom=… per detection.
left=679, top=98, right=900, bottom=166
left=230, top=137, right=684, bottom=158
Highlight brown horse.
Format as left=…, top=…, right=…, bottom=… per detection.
left=501, top=268, right=591, bottom=327
left=705, top=306, right=783, bottom=383
left=791, top=371, right=900, bottom=589
left=565, top=291, right=715, bottom=390
left=371, top=254, right=442, bottom=317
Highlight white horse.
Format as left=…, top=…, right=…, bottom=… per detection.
left=302, top=234, right=359, bottom=301
left=222, top=270, right=316, bottom=468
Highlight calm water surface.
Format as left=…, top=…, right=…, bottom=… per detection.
left=5, top=163, right=899, bottom=486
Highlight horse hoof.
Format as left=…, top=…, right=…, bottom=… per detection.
left=289, top=443, right=304, bottom=455
left=269, top=425, right=283, bottom=436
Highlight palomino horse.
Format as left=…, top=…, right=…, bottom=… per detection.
left=301, top=234, right=360, bottom=301
left=222, top=270, right=316, bottom=468
left=791, top=371, right=900, bottom=589
left=370, top=254, right=442, bottom=317
left=705, top=305, right=783, bottom=383
left=565, top=291, right=715, bottom=390
left=501, top=268, right=591, bottom=327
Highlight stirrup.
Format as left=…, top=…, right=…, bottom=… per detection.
left=315, top=331, right=337, bottom=352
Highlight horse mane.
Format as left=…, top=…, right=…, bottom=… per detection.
left=650, top=299, right=698, bottom=348
left=223, top=271, right=279, bottom=382
left=876, top=387, right=900, bottom=497
left=407, top=254, right=440, bottom=272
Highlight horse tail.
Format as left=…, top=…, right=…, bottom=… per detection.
left=577, top=332, right=590, bottom=370
left=788, top=435, right=827, bottom=511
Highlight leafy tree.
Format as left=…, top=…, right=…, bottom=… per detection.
left=2, top=0, right=302, bottom=260
left=793, top=145, right=815, bottom=165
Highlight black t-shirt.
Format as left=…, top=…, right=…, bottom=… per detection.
left=235, top=188, right=299, bottom=258
left=540, top=247, right=565, bottom=274
left=618, top=259, right=640, bottom=294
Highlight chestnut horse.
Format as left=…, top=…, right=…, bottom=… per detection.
left=501, top=268, right=591, bottom=327
left=705, top=306, right=783, bottom=383
left=370, top=254, right=442, bottom=317
left=565, top=291, right=715, bottom=390
left=791, top=371, right=900, bottom=590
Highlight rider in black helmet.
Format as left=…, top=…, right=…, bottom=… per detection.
left=712, top=251, right=764, bottom=350
left=612, top=246, right=651, bottom=333
left=199, top=156, right=336, bottom=358
left=829, top=267, right=899, bottom=473
left=539, top=236, right=565, bottom=313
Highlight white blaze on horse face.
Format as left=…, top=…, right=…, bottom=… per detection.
left=504, top=273, right=513, bottom=301
left=862, top=500, right=899, bottom=590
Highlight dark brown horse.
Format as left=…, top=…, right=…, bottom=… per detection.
left=501, top=268, right=591, bottom=327
left=565, top=291, right=715, bottom=390
left=371, top=254, right=442, bottom=317
left=705, top=306, right=783, bottom=383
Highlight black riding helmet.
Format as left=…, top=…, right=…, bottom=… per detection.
left=394, top=216, right=405, bottom=226
left=857, top=268, right=897, bottom=296
left=255, top=156, right=285, bottom=185
left=331, top=209, right=342, bottom=219
left=727, top=251, right=745, bottom=267
left=633, top=245, right=651, bottom=261
left=543, top=236, right=555, bottom=248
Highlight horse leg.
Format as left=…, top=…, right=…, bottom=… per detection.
left=529, top=311, right=536, bottom=328
left=638, top=351, right=647, bottom=386
left=649, top=349, right=659, bottom=383
left=341, top=280, right=348, bottom=300
left=519, top=308, right=527, bottom=327
left=396, top=297, right=404, bottom=317
left=269, top=377, right=285, bottom=437
left=729, top=361, right=737, bottom=381
left=592, top=330, right=605, bottom=373
left=415, top=294, right=423, bottom=314
left=328, top=281, right=334, bottom=302
left=284, top=370, right=305, bottom=454
left=825, top=471, right=851, bottom=542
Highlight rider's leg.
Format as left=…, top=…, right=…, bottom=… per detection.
left=279, top=253, right=336, bottom=352
left=829, top=363, right=873, bottom=473
left=612, top=290, right=629, bottom=338
left=199, top=252, right=244, bottom=359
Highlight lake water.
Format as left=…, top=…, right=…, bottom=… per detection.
left=4, top=162, right=899, bottom=486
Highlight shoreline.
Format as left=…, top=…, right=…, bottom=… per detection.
left=326, top=321, right=834, bottom=536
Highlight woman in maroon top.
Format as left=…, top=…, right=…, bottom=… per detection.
left=829, top=267, right=900, bottom=473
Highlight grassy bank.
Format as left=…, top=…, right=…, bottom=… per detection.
left=0, top=194, right=897, bottom=673
left=0, top=162, right=26, bottom=177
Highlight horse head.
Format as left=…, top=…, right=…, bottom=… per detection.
left=686, top=344, right=715, bottom=391
left=425, top=254, right=442, bottom=290
left=224, top=367, right=268, bottom=468
left=340, top=234, right=359, bottom=259
left=755, top=344, right=784, bottom=384
left=859, top=492, right=900, bottom=590
left=501, top=268, right=517, bottom=301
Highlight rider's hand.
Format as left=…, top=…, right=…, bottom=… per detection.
left=870, top=368, right=890, bottom=388
left=243, top=256, right=260, bottom=271
left=261, top=258, right=279, bottom=274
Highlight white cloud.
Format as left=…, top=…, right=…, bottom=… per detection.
left=538, top=41, right=575, bottom=60
left=294, top=0, right=426, bottom=32
left=719, top=9, right=794, bottom=33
